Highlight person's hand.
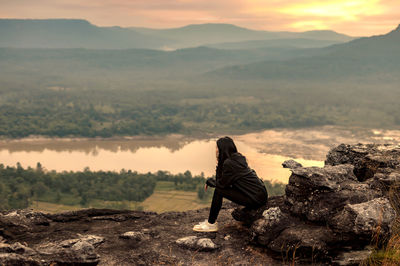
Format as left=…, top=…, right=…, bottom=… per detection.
left=206, top=177, right=216, bottom=188
left=204, top=183, right=208, bottom=192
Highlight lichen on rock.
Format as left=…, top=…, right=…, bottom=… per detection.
left=331, top=197, right=396, bottom=237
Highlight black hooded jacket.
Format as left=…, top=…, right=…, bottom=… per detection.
left=207, top=152, right=268, bottom=206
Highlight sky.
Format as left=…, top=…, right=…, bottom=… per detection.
left=0, top=0, right=399, bottom=36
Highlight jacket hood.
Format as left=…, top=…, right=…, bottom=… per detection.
left=229, top=152, right=248, bottom=168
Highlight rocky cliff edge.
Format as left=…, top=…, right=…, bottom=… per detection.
left=1, top=143, right=400, bottom=265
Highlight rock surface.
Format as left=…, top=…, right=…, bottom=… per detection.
left=35, top=234, right=105, bottom=264
left=176, top=236, right=218, bottom=251
left=119, top=231, right=151, bottom=242
left=250, top=143, right=400, bottom=264
left=251, top=207, right=294, bottom=246
left=326, top=143, right=400, bottom=181
left=331, top=197, right=396, bottom=237
left=282, top=159, right=303, bottom=169
left=0, top=203, right=278, bottom=265
left=1, top=143, right=399, bottom=265
left=285, top=164, right=382, bottom=222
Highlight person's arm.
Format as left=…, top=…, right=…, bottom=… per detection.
left=206, top=177, right=216, bottom=188
left=216, top=160, right=235, bottom=189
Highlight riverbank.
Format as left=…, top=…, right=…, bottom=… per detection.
left=1, top=126, right=400, bottom=175
left=1, top=125, right=400, bottom=159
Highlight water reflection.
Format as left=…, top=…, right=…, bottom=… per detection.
left=1, top=126, right=398, bottom=183
left=0, top=135, right=190, bottom=154
left=0, top=137, right=322, bottom=183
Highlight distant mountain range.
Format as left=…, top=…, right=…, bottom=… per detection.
left=205, top=38, right=342, bottom=50
left=0, top=19, right=172, bottom=49
left=131, top=23, right=354, bottom=49
left=1, top=19, right=398, bottom=87
left=0, top=45, right=314, bottom=85
left=207, top=24, right=400, bottom=81
left=0, top=19, right=354, bottom=50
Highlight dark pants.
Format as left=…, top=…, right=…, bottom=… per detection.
left=208, top=187, right=261, bottom=224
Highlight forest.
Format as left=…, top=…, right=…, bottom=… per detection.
left=1, top=25, right=399, bottom=138
left=1, top=77, right=400, bottom=138
left=0, top=163, right=285, bottom=211
left=0, top=163, right=156, bottom=210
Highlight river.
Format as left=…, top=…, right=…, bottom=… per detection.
left=0, top=126, right=399, bottom=183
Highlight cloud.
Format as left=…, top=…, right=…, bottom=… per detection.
left=0, top=0, right=398, bottom=35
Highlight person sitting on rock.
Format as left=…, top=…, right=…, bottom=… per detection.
left=193, top=136, right=268, bottom=232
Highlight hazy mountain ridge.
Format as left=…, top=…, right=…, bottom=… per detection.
left=207, top=24, right=400, bottom=80
left=0, top=19, right=354, bottom=50
left=0, top=45, right=327, bottom=82
left=204, top=38, right=343, bottom=50
left=131, top=22, right=354, bottom=49
left=0, top=19, right=356, bottom=82
left=0, top=19, right=173, bottom=49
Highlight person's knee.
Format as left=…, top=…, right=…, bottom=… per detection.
left=214, top=187, right=226, bottom=197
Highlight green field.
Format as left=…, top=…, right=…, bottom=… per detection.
left=27, top=179, right=287, bottom=214
left=30, top=201, right=83, bottom=213
left=141, top=190, right=211, bottom=213
left=29, top=181, right=211, bottom=213
left=141, top=181, right=212, bottom=212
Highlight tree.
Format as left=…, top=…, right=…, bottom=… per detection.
left=197, top=185, right=205, bottom=200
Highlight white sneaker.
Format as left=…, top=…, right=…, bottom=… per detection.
left=193, top=220, right=218, bottom=232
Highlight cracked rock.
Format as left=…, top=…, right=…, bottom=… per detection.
left=176, top=236, right=218, bottom=251
left=120, top=231, right=149, bottom=241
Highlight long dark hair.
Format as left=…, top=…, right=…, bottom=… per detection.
left=216, top=136, right=238, bottom=178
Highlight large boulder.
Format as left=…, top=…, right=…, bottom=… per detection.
left=330, top=197, right=396, bottom=240
left=285, top=164, right=381, bottom=222
left=325, top=144, right=400, bottom=181
left=267, top=224, right=337, bottom=261
left=251, top=207, right=339, bottom=261
left=253, top=143, right=400, bottom=264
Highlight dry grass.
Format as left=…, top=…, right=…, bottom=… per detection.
left=30, top=191, right=210, bottom=214
left=29, top=180, right=211, bottom=214
left=364, top=183, right=400, bottom=266
left=141, top=190, right=210, bottom=213
left=366, top=234, right=400, bottom=265
left=30, top=201, right=82, bottom=213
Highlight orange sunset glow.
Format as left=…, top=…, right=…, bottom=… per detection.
left=0, top=0, right=399, bottom=36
